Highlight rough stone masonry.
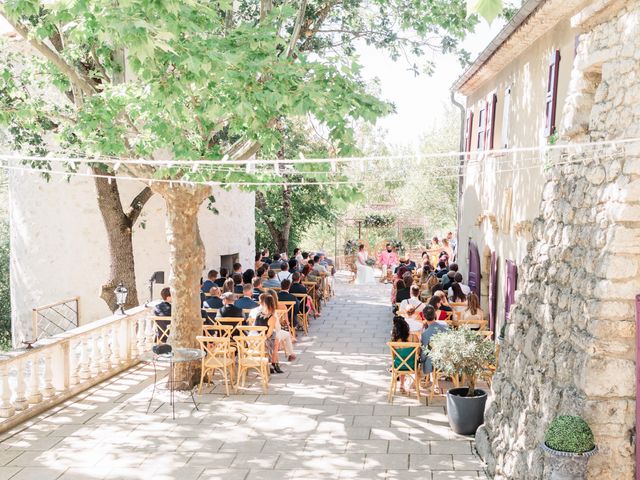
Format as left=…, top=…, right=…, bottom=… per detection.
left=475, top=1, right=640, bottom=478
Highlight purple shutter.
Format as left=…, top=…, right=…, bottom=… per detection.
left=468, top=240, right=481, bottom=296
left=635, top=294, right=640, bottom=479
left=545, top=50, right=561, bottom=137
left=489, top=251, right=498, bottom=335
left=504, top=260, right=518, bottom=322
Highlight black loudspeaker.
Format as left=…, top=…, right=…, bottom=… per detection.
left=152, top=344, right=172, bottom=355
left=151, top=271, right=165, bottom=284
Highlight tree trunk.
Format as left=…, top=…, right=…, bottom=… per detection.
left=93, top=175, right=141, bottom=311
left=156, top=184, right=210, bottom=387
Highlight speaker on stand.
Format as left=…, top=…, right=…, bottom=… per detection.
left=146, top=271, right=165, bottom=306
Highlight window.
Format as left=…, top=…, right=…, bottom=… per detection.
left=501, top=86, right=511, bottom=148
left=465, top=110, right=474, bottom=152
left=545, top=50, right=561, bottom=137
left=485, top=93, right=497, bottom=150
left=477, top=104, right=486, bottom=150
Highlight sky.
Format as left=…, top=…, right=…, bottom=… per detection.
left=358, top=21, right=505, bottom=148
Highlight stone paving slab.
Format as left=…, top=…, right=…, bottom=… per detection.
left=0, top=278, right=486, bottom=479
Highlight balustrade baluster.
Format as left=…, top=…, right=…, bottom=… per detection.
left=91, top=333, right=101, bottom=375
left=111, top=323, right=121, bottom=366
left=137, top=317, right=146, bottom=356
left=27, top=354, right=42, bottom=404
left=145, top=317, right=155, bottom=348
left=13, top=360, right=28, bottom=410
left=69, top=340, right=79, bottom=386
left=42, top=351, right=55, bottom=398
left=0, top=364, right=14, bottom=418
left=101, top=327, right=112, bottom=371
left=79, top=337, right=91, bottom=381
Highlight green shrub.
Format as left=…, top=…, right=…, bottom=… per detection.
left=429, top=327, right=495, bottom=397
left=0, top=220, right=10, bottom=351
left=545, top=416, right=595, bottom=454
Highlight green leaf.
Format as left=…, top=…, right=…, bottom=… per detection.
left=467, top=0, right=503, bottom=24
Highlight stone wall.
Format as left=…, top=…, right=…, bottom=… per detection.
left=476, top=1, right=640, bottom=478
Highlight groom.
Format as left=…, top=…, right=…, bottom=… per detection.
left=377, top=244, right=399, bottom=284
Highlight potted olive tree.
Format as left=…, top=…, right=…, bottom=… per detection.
left=429, top=327, right=495, bottom=435
left=541, top=416, right=597, bottom=480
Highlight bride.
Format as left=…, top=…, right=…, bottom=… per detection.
left=355, top=244, right=376, bottom=284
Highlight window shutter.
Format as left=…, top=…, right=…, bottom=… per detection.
left=545, top=50, right=561, bottom=137
left=477, top=103, right=487, bottom=151
left=501, top=86, right=511, bottom=148
left=465, top=110, right=474, bottom=152
left=485, top=93, right=497, bottom=150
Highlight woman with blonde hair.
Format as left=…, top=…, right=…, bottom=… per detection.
left=266, top=289, right=296, bottom=362
left=462, top=292, right=484, bottom=325
left=222, top=277, right=235, bottom=294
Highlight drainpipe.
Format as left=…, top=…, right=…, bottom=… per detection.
left=450, top=90, right=466, bottom=257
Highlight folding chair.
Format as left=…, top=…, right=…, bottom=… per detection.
left=387, top=341, right=421, bottom=403
left=292, top=293, right=310, bottom=335
left=303, top=282, right=319, bottom=312
left=203, top=308, right=218, bottom=325
left=149, top=316, right=172, bottom=344
left=237, top=325, right=267, bottom=337
left=234, top=334, right=270, bottom=393
left=278, top=301, right=297, bottom=340
left=196, top=336, right=235, bottom=396
left=203, top=324, right=233, bottom=338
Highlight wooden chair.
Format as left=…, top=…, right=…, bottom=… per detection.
left=237, top=325, right=267, bottom=337
left=387, top=341, right=421, bottom=403
left=292, top=293, right=310, bottom=335
left=203, top=324, right=233, bottom=338
left=149, top=316, right=172, bottom=344
left=303, top=281, right=319, bottom=312
left=215, top=317, right=244, bottom=343
left=196, top=336, right=235, bottom=396
left=203, top=308, right=218, bottom=324
left=234, top=334, right=270, bottom=393
left=278, top=301, right=297, bottom=340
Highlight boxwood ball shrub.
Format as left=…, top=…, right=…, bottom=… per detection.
left=545, top=416, right=595, bottom=454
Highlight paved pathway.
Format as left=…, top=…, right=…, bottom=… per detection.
left=0, top=279, right=486, bottom=480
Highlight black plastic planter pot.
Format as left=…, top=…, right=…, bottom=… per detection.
left=446, top=387, right=488, bottom=435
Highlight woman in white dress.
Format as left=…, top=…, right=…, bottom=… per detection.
left=355, top=244, right=375, bottom=284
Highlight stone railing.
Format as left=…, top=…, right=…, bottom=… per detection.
left=0, top=305, right=157, bottom=433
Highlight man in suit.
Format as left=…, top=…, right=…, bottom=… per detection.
left=235, top=284, right=259, bottom=311
left=289, top=272, right=307, bottom=294
left=214, top=267, right=228, bottom=287
left=218, top=292, right=243, bottom=318
left=232, top=273, right=244, bottom=294
left=277, top=279, right=300, bottom=329
left=201, top=269, right=218, bottom=294
left=252, top=277, right=264, bottom=300
left=203, top=286, right=223, bottom=309
left=269, top=253, right=285, bottom=270
left=153, top=287, right=172, bottom=343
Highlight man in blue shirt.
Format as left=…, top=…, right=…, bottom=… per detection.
left=201, top=269, right=218, bottom=294
left=235, top=284, right=259, bottom=311
left=421, top=305, right=449, bottom=376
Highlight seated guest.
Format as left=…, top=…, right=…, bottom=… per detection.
left=277, top=279, right=300, bottom=327
left=404, top=254, right=417, bottom=272
left=252, top=291, right=296, bottom=362
left=441, top=270, right=455, bottom=289
left=276, top=262, right=292, bottom=282
left=235, top=284, right=260, bottom=311
left=420, top=305, right=449, bottom=380
left=214, top=267, right=228, bottom=287
left=242, top=269, right=255, bottom=286
left=449, top=282, right=467, bottom=303
left=395, top=277, right=412, bottom=304
left=301, top=251, right=310, bottom=265
left=448, top=273, right=471, bottom=297
left=435, top=260, right=448, bottom=278
left=201, top=269, right=218, bottom=294
left=203, top=286, right=223, bottom=309
left=390, top=315, right=413, bottom=394
left=288, top=258, right=299, bottom=274
left=400, top=285, right=425, bottom=321
left=263, top=269, right=281, bottom=288
left=462, top=292, right=484, bottom=326
left=312, top=255, right=328, bottom=275
left=254, top=293, right=283, bottom=373
left=232, top=262, right=242, bottom=275
left=153, top=287, right=172, bottom=343
left=270, top=253, right=284, bottom=270
left=260, top=249, right=272, bottom=265
left=290, top=272, right=308, bottom=294
left=222, top=277, right=235, bottom=294
left=255, top=253, right=266, bottom=271
left=154, top=287, right=172, bottom=317
left=435, top=290, right=453, bottom=319
left=301, top=264, right=312, bottom=279
left=252, top=277, right=264, bottom=300
left=256, top=266, right=267, bottom=279
left=218, top=292, right=243, bottom=318
left=232, top=273, right=244, bottom=294
left=294, top=247, right=304, bottom=266
left=449, top=263, right=459, bottom=274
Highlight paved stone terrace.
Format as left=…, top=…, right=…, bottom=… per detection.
left=0, top=279, right=486, bottom=480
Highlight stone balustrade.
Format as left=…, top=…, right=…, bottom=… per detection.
left=0, top=305, right=157, bottom=433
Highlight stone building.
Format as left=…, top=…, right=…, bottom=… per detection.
left=453, top=0, right=640, bottom=478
